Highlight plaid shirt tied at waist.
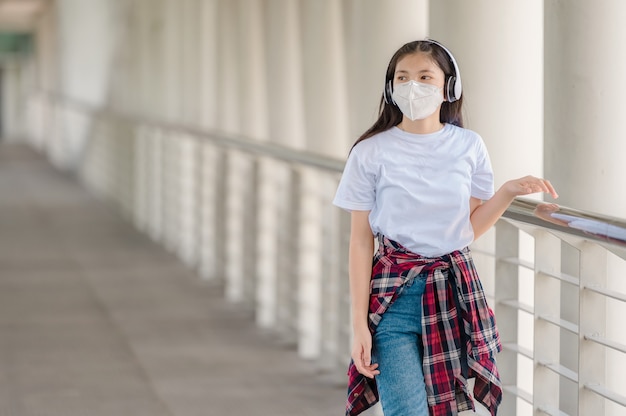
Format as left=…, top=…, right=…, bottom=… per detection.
left=346, top=235, right=502, bottom=416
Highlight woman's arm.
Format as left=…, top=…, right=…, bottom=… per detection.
left=471, top=175, right=558, bottom=239
left=348, top=210, right=379, bottom=378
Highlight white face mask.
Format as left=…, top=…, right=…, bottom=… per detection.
left=391, top=80, right=444, bottom=121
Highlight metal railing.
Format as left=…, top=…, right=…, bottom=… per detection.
left=25, top=92, right=626, bottom=416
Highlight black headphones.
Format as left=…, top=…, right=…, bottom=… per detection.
left=383, top=39, right=462, bottom=105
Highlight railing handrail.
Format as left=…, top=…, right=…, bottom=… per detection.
left=503, top=198, right=626, bottom=254
left=42, top=92, right=346, bottom=172
left=40, top=91, right=626, bottom=253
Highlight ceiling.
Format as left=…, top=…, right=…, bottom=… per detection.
left=0, top=0, right=49, bottom=32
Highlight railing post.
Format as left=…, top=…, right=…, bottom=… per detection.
left=533, top=230, right=562, bottom=415
left=117, top=122, right=136, bottom=221
left=224, top=150, right=256, bottom=304
left=578, top=242, right=607, bottom=415
left=147, top=128, right=164, bottom=243
left=161, top=133, right=181, bottom=254
left=256, top=158, right=290, bottom=328
left=494, top=220, right=520, bottom=415
left=198, top=143, right=224, bottom=281
left=133, top=126, right=150, bottom=235
left=275, top=166, right=300, bottom=345
left=320, top=173, right=343, bottom=375
left=297, top=166, right=323, bottom=359
left=177, top=134, right=199, bottom=268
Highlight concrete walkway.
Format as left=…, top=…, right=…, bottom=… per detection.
left=0, top=143, right=346, bottom=416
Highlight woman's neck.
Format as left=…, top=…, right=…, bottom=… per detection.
left=397, top=115, right=445, bottom=134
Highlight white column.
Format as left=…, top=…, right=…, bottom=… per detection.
left=264, top=0, right=306, bottom=149
left=162, top=0, right=182, bottom=122
left=295, top=0, right=352, bottom=361
left=217, top=0, right=243, bottom=301
left=219, top=0, right=267, bottom=303
left=35, top=2, right=59, bottom=95
left=132, top=0, right=148, bottom=115
left=430, top=4, right=544, bottom=415
left=300, top=0, right=348, bottom=157
left=545, top=1, right=626, bottom=217
left=1, top=62, right=22, bottom=141
left=137, top=0, right=164, bottom=118
left=260, top=0, right=306, bottom=335
left=30, top=4, right=58, bottom=150
left=342, top=0, right=428, bottom=151
left=180, top=0, right=201, bottom=125
left=236, top=0, right=268, bottom=139
left=216, top=0, right=239, bottom=133
left=198, top=0, right=219, bottom=131
left=545, top=3, right=626, bottom=415
left=55, top=0, right=119, bottom=104
left=197, top=0, right=221, bottom=281
left=430, top=1, right=544, bottom=188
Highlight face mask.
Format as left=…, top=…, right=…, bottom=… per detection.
left=391, top=80, right=444, bottom=121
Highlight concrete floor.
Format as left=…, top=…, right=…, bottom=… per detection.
left=0, top=143, right=346, bottom=416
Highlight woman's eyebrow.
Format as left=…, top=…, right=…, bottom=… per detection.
left=394, top=69, right=435, bottom=74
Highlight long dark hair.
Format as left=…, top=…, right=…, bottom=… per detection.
left=352, top=40, right=464, bottom=150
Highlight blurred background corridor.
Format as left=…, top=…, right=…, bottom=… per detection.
left=0, top=0, right=625, bottom=415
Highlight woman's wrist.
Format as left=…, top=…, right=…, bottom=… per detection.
left=352, top=316, right=369, bottom=331
left=498, top=181, right=520, bottom=200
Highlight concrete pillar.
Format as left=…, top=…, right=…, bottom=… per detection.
left=300, top=0, right=348, bottom=157
left=236, top=0, right=268, bottom=139
left=430, top=3, right=544, bottom=414
left=545, top=2, right=626, bottom=415
left=220, top=0, right=266, bottom=303
left=544, top=1, right=626, bottom=216
left=216, top=0, right=239, bottom=133
left=197, top=0, right=221, bottom=282
left=291, top=0, right=348, bottom=358
left=264, top=0, right=306, bottom=149
left=55, top=0, right=119, bottom=105
left=430, top=1, right=544, bottom=188
left=180, top=0, right=201, bottom=125
left=1, top=62, right=22, bottom=141
left=342, top=0, right=428, bottom=151
left=257, top=0, right=306, bottom=336
left=162, top=0, right=182, bottom=121
left=29, top=2, right=57, bottom=150
left=34, top=1, right=58, bottom=94
left=136, top=0, right=164, bottom=118
left=50, top=0, right=125, bottom=168
left=198, top=0, right=219, bottom=130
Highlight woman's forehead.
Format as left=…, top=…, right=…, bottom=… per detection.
left=396, top=52, right=440, bottom=71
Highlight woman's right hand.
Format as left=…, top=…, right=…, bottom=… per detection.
left=351, top=325, right=380, bottom=378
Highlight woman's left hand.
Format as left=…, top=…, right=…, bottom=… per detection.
left=504, top=175, right=559, bottom=199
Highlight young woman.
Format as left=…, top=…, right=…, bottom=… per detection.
left=333, top=39, right=558, bottom=416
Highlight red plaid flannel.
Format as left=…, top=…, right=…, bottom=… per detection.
left=346, top=235, right=502, bottom=416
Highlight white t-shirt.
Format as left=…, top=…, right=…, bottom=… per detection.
left=333, top=124, right=494, bottom=257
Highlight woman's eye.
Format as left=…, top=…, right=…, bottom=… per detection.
left=397, top=76, right=407, bottom=81
left=421, top=76, right=431, bottom=80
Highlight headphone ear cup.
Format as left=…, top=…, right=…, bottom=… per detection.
left=384, top=80, right=394, bottom=105
left=445, top=76, right=456, bottom=102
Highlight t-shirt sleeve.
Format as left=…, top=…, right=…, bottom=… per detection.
left=471, top=137, right=495, bottom=200
left=332, top=145, right=376, bottom=211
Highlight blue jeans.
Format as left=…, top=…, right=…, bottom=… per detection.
left=372, top=273, right=429, bottom=416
